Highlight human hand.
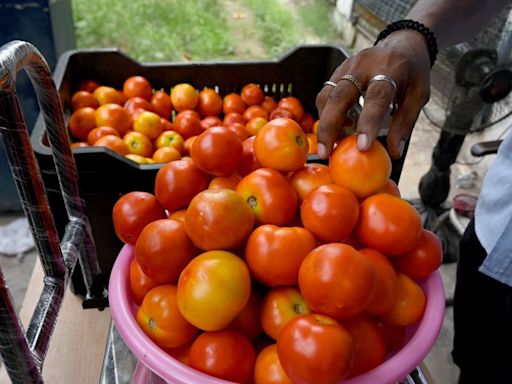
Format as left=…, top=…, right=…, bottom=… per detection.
left=316, top=30, right=431, bottom=159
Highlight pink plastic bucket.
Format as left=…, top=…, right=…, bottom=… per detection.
left=109, top=244, right=445, bottom=384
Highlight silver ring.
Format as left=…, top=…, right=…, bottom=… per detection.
left=323, top=81, right=337, bottom=88
left=368, top=74, right=397, bottom=92
left=339, top=74, right=363, bottom=95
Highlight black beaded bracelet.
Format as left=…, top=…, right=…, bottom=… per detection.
left=374, top=19, right=438, bottom=68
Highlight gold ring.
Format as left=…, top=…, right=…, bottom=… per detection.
left=339, top=74, right=363, bottom=95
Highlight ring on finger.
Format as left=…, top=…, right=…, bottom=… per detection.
left=368, top=74, right=397, bottom=93
left=323, top=80, right=337, bottom=88
left=339, top=74, right=364, bottom=95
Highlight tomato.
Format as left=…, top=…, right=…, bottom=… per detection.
left=165, top=340, right=194, bottom=365
left=246, top=116, right=268, bottom=136
left=152, top=146, right=181, bottom=163
left=71, top=91, right=99, bottom=111
left=343, top=315, right=386, bottom=377
left=171, top=83, right=198, bottom=112
left=197, top=88, right=223, bottom=117
left=254, top=118, right=308, bottom=172
left=135, top=219, right=196, bottom=283
left=173, top=110, right=203, bottom=139
left=185, top=188, right=254, bottom=250
left=277, top=314, right=354, bottom=384
left=129, top=258, right=159, bottom=305
left=154, top=159, right=210, bottom=211
left=123, top=131, right=153, bottom=157
left=269, top=107, right=294, bottom=121
left=223, top=93, right=246, bottom=115
left=87, top=126, right=120, bottom=145
left=236, top=168, right=298, bottom=226
left=393, top=229, right=443, bottom=280
left=241, top=83, right=264, bottom=105
left=95, top=103, right=132, bottom=135
left=133, top=111, right=163, bottom=140
left=307, top=133, right=318, bottom=154
left=226, top=122, right=250, bottom=141
left=382, top=272, right=426, bottom=326
left=78, top=79, right=100, bottom=93
left=177, top=250, right=251, bottom=331
left=223, top=111, right=246, bottom=127
left=245, top=225, right=316, bottom=286
left=155, top=130, right=185, bottom=153
left=200, top=116, right=223, bottom=130
left=254, top=344, right=293, bottom=384
left=123, top=76, right=153, bottom=100
left=377, top=179, right=401, bottom=197
left=183, top=136, right=197, bottom=156
left=93, top=86, right=127, bottom=105
left=94, top=135, right=130, bottom=155
left=289, top=163, right=332, bottom=201
left=228, top=290, right=263, bottom=341
left=189, top=330, right=256, bottom=383
left=150, top=90, right=173, bottom=120
left=136, top=285, right=198, bottom=348
left=260, top=287, right=310, bottom=340
left=359, top=248, right=399, bottom=317
left=299, top=112, right=314, bottom=133
left=356, top=193, right=422, bottom=256
left=208, top=173, right=241, bottom=190
left=300, top=184, right=359, bottom=243
left=329, top=135, right=391, bottom=198
left=260, top=96, right=277, bottom=113
left=69, top=107, right=97, bottom=141
left=277, top=96, right=304, bottom=121
left=374, top=319, right=406, bottom=354
left=124, top=96, right=154, bottom=115
left=190, top=126, right=243, bottom=176
left=243, top=105, right=269, bottom=121
left=237, top=136, right=261, bottom=176
left=298, top=243, right=376, bottom=319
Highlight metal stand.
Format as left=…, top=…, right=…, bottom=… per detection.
left=0, top=40, right=106, bottom=383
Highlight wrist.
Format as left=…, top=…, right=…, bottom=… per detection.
left=377, top=30, right=431, bottom=68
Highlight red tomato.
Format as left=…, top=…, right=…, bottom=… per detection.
left=300, top=184, right=359, bottom=243
left=241, top=83, right=264, bottom=106
left=329, top=135, right=391, bottom=199
left=208, top=173, right=242, bottom=190
left=173, top=110, right=203, bottom=139
left=123, top=76, right=152, bottom=100
left=154, top=159, right=210, bottom=211
left=377, top=179, right=401, bottom=197
left=223, top=93, right=246, bottom=115
left=260, top=287, right=310, bottom=340
left=289, top=163, right=332, bottom=201
left=237, top=136, right=261, bottom=176
left=177, top=250, right=251, bottom=331
left=200, top=116, right=223, bottom=130
left=299, top=112, right=315, bottom=133
left=189, top=330, right=256, bottom=383
left=197, top=88, right=223, bottom=117
left=228, top=290, right=263, bottom=341
left=245, top=225, right=316, bottom=286
left=165, top=340, right=194, bottom=365
left=299, top=243, right=376, bottom=319
left=277, top=96, right=304, bottom=121
left=135, top=219, right=196, bottom=284
left=374, top=319, right=406, bottom=354
left=359, top=248, right=399, bottom=317
left=243, top=105, right=269, bottom=121
left=269, top=108, right=295, bottom=121
left=393, top=229, right=443, bottom=280
left=223, top=112, right=246, bottom=127
left=190, top=126, right=243, bottom=176
left=112, top=191, right=167, bottom=245
left=356, top=193, right=422, bottom=256
left=254, top=344, right=293, bottom=384
left=343, top=316, right=386, bottom=377
left=129, top=258, right=159, bottom=305
left=236, top=168, right=298, bottom=226
left=226, top=122, right=250, bottom=141
left=150, top=90, right=173, bottom=120
left=277, top=314, right=354, bottom=384
left=260, top=96, right=277, bottom=113
left=254, top=118, right=308, bottom=172
left=124, top=96, right=154, bottom=115
left=382, top=272, right=426, bottom=326
left=185, top=188, right=254, bottom=250
left=136, top=285, right=198, bottom=348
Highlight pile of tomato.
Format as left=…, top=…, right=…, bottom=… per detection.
left=67, top=76, right=322, bottom=164
left=110, top=80, right=443, bottom=383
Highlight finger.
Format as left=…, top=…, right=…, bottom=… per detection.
left=317, top=79, right=361, bottom=159
left=386, top=93, right=426, bottom=159
left=355, top=80, right=396, bottom=151
left=316, top=60, right=352, bottom=117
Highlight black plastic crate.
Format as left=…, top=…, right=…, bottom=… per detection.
left=31, top=45, right=405, bottom=301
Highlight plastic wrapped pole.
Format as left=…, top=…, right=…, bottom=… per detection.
left=0, top=40, right=105, bottom=383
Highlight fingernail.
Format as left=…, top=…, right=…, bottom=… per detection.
left=399, top=140, right=406, bottom=158
left=357, top=133, right=369, bottom=151
left=318, top=143, right=327, bottom=159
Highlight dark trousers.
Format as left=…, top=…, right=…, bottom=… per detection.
left=452, top=219, right=512, bottom=384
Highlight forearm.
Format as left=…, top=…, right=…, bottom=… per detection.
left=407, top=0, right=511, bottom=49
